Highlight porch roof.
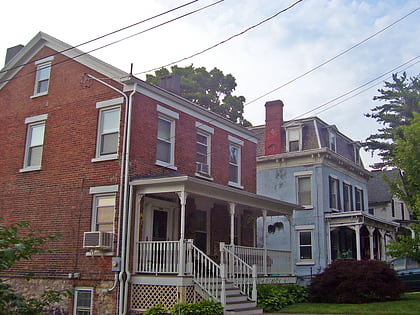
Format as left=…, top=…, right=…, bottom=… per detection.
left=326, top=211, right=400, bottom=231
left=130, top=175, right=299, bottom=216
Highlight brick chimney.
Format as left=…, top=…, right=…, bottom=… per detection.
left=158, top=74, right=181, bottom=95
left=265, top=100, right=284, bottom=155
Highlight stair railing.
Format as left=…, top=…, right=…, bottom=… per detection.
left=220, top=242, right=257, bottom=301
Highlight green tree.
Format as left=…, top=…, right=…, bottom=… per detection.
left=364, top=72, right=420, bottom=262
left=146, top=65, right=252, bottom=126
left=0, top=219, right=68, bottom=314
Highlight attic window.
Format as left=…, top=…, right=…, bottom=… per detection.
left=286, top=127, right=301, bottom=152
left=32, top=56, right=54, bottom=97
left=329, top=131, right=336, bottom=152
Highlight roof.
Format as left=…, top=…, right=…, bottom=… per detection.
left=367, top=169, right=401, bottom=205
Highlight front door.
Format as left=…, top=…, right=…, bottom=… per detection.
left=152, top=209, right=169, bottom=241
left=142, top=197, right=177, bottom=241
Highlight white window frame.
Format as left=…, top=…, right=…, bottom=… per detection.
left=196, top=131, right=211, bottom=177
left=329, top=175, right=340, bottom=211
left=74, top=287, right=93, bottom=315
left=286, top=126, right=302, bottom=152
left=329, top=131, right=337, bottom=152
left=296, top=225, right=314, bottom=265
left=32, top=56, right=53, bottom=98
left=20, top=114, right=48, bottom=172
left=355, top=186, right=364, bottom=211
left=92, top=98, right=123, bottom=162
left=89, top=185, right=118, bottom=233
left=228, top=135, right=243, bottom=188
left=156, top=105, right=179, bottom=170
left=343, top=182, right=353, bottom=211
left=295, top=171, right=312, bottom=208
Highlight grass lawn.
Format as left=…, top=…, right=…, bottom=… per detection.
left=275, top=292, right=420, bottom=314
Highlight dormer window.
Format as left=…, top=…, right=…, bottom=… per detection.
left=329, top=131, right=336, bottom=152
left=32, top=56, right=53, bottom=97
left=286, top=127, right=302, bottom=152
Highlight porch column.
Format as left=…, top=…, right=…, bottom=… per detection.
left=326, top=221, right=332, bottom=264
left=354, top=225, right=362, bottom=260
left=229, top=202, right=236, bottom=245
left=367, top=226, right=375, bottom=260
left=177, top=191, right=188, bottom=276
left=379, top=229, right=386, bottom=261
left=262, top=210, right=268, bottom=276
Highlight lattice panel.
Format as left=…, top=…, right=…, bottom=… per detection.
left=131, top=284, right=197, bottom=311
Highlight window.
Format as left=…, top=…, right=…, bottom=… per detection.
left=297, top=176, right=312, bottom=207
left=196, top=132, right=210, bottom=175
left=93, top=98, right=123, bottom=162
left=286, top=127, right=301, bottom=152
left=228, top=144, right=241, bottom=185
left=355, top=188, right=364, bottom=210
left=21, top=114, right=48, bottom=172
left=157, top=115, right=175, bottom=165
left=194, top=210, right=208, bottom=252
left=343, top=183, right=353, bottom=211
left=391, top=199, right=395, bottom=217
left=92, top=194, right=115, bottom=232
left=353, top=144, right=361, bottom=165
left=33, top=57, right=53, bottom=97
left=298, top=231, right=313, bottom=260
left=329, top=131, right=336, bottom=152
left=74, top=288, right=93, bottom=315
left=99, top=107, right=120, bottom=156
left=329, top=176, right=340, bottom=210
left=401, top=203, right=405, bottom=220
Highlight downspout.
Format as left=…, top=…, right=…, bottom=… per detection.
left=119, top=83, right=137, bottom=315
left=120, top=84, right=136, bottom=314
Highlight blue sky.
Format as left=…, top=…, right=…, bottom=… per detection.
left=1, top=0, right=419, bottom=167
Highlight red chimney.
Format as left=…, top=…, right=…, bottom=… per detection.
left=265, top=100, right=284, bottom=155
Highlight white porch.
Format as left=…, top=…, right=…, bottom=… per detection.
left=129, top=175, right=298, bottom=312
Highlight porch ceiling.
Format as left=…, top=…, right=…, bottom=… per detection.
left=130, top=175, right=298, bottom=216
left=326, top=211, right=400, bottom=231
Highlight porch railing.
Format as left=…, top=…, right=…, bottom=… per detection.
left=225, top=244, right=293, bottom=275
left=220, top=242, right=257, bottom=301
left=135, top=241, right=180, bottom=274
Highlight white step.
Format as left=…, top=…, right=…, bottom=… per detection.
left=224, top=300, right=257, bottom=310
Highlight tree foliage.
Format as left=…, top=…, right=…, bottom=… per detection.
left=146, top=65, right=252, bottom=126
left=0, top=219, right=68, bottom=314
left=364, top=72, right=420, bottom=262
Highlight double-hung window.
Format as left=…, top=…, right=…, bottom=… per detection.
left=355, top=187, right=364, bottom=211
left=93, top=98, right=123, bottom=162
left=329, top=131, right=336, bottom=152
left=195, top=122, right=214, bottom=177
left=228, top=136, right=243, bottom=188
left=156, top=105, right=179, bottom=169
left=343, top=183, right=353, bottom=211
left=296, top=225, right=314, bottom=264
left=286, top=127, right=301, bottom=152
left=32, top=56, right=53, bottom=97
left=295, top=171, right=312, bottom=208
left=89, top=185, right=118, bottom=233
left=74, top=287, right=93, bottom=315
left=329, top=176, right=340, bottom=210
left=21, top=114, right=48, bottom=172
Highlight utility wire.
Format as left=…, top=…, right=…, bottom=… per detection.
left=292, top=55, right=420, bottom=119
left=0, top=0, right=224, bottom=86
left=244, top=6, right=420, bottom=106
left=135, top=0, right=304, bottom=75
left=0, top=0, right=201, bottom=76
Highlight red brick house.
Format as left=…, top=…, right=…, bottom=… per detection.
left=0, top=32, right=297, bottom=314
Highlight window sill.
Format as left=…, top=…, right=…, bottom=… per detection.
left=296, top=260, right=315, bottom=266
left=20, top=166, right=42, bottom=173
left=92, top=154, right=119, bottom=163
left=195, top=173, right=214, bottom=181
left=155, top=160, right=177, bottom=170
left=85, top=250, right=114, bottom=257
left=30, top=92, right=48, bottom=99
left=228, top=181, right=243, bottom=189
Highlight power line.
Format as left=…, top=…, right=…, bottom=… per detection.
left=244, top=6, right=420, bottom=107
left=0, top=0, right=224, bottom=86
left=292, top=56, right=420, bottom=119
left=135, top=0, right=304, bottom=75
left=0, top=0, right=201, bottom=76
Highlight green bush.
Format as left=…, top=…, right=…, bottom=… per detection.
left=309, top=259, right=404, bottom=304
left=257, top=284, right=308, bottom=312
left=170, top=300, right=223, bottom=315
left=144, top=304, right=168, bottom=315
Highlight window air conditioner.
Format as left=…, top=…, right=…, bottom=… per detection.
left=196, top=162, right=209, bottom=174
left=83, top=231, right=113, bottom=250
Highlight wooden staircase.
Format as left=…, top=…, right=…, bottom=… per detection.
left=223, top=281, right=263, bottom=315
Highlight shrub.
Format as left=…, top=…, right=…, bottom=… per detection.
left=309, top=259, right=404, bottom=304
left=170, top=300, right=223, bottom=315
left=257, top=284, right=308, bottom=312
left=144, top=304, right=168, bottom=315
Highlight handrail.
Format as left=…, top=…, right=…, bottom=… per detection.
left=187, top=240, right=224, bottom=305
left=135, top=241, right=180, bottom=274
left=220, top=243, right=257, bottom=301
